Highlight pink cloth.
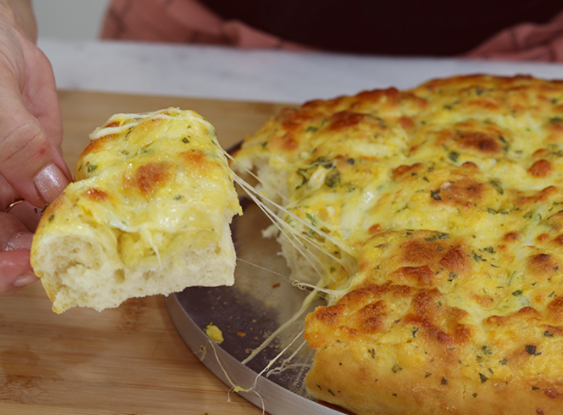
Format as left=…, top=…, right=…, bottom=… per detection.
left=101, top=0, right=311, bottom=50
left=101, top=0, right=563, bottom=62
left=465, top=8, right=563, bottom=61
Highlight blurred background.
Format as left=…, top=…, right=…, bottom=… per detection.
left=34, top=0, right=109, bottom=41
left=30, top=0, right=563, bottom=103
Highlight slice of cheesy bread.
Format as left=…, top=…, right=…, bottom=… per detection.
left=233, top=75, right=563, bottom=414
left=31, top=108, right=241, bottom=313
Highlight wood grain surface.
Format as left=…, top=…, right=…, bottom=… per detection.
left=0, top=90, right=290, bottom=415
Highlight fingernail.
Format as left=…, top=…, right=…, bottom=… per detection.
left=34, top=163, right=69, bottom=203
left=13, top=271, right=39, bottom=287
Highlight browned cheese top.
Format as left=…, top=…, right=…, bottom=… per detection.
left=234, top=75, right=563, bottom=398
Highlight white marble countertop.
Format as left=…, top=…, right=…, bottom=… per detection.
left=38, top=38, right=563, bottom=104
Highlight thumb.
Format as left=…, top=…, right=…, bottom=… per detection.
left=0, top=87, right=71, bottom=207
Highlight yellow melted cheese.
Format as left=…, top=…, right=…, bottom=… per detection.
left=205, top=322, right=224, bottom=344
left=51, top=108, right=241, bottom=267
left=233, top=75, right=563, bottom=414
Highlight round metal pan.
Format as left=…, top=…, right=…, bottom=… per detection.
left=166, top=198, right=345, bottom=414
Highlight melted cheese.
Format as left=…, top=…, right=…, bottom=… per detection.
left=233, top=75, right=563, bottom=415
left=63, top=108, right=241, bottom=266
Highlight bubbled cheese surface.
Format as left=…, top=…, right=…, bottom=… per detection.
left=72, top=108, right=241, bottom=264
left=32, top=108, right=241, bottom=313
left=233, top=75, right=563, bottom=415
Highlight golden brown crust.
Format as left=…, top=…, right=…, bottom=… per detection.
left=234, top=75, right=563, bottom=414
left=31, top=108, right=242, bottom=313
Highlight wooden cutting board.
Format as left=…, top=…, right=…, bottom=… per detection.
left=0, top=90, right=290, bottom=415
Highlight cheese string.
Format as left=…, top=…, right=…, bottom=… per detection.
left=222, top=149, right=358, bottom=276
left=230, top=166, right=358, bottom=285
left=89, top=108, right=215, bottom=140
left=199, top=340, right=266, bottom=415
left=191, top=144, right=360, bottom=404
left=242, top=290, right=317, bottom=365
left=199, top=329, right=306, bottom=415
left=87, top=109, right=350, bottom=406
left=216, top=143, right=360, bottom=376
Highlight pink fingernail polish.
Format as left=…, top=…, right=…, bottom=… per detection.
left=34, top=163, right=70, bottom=203
left=13, top=271, right=39, bottom=287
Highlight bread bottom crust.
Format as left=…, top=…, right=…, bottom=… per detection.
left=305, top=341, right=563, bottom=415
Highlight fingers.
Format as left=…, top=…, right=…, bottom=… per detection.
left=0, top=173, right=20, bottom=211
left=0, top=211, right=37, bottom=295
left=18, top=31, right=64, bottom=151
left=0, top=9, right=61, bottom=296
left=0, top=210, right=33, bottom=251
left=0, top=249, right=37, bottom=295
left=7, top=200, right=42, bottom=232
left=1, top=173, right=42, bottom=232
left=0, top=28, right=70, bottom=208
left=0, top=91, right=70, bottom=207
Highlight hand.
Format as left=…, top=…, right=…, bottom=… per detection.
left=0, top=1, right=72, bottom=295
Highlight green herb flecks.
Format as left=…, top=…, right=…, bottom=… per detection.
left=425, top=232, right=448, bottom=242
left=443, top=100, right=459, bottom=110
left=472, top=251, right=486, bottom=262
left=498, top=135, right=509, bottom=152
left=325, top=171, right=341, bottom=188
left=490, top=180, right=504, bottom=195
left=482, top=345, right=493, bottom=355
left=524, top=210, right=535, bottom=219
left=525, top=345, right=541, bottom=356
left=305, top=212, right=318, bottom=227
left=295, top=157, right=336, bottom=190
left=295, top=170, right=308, bottom=190
left=311, top=157, right=334, bottom=169
left=448, top=151, right=459, bottom=163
